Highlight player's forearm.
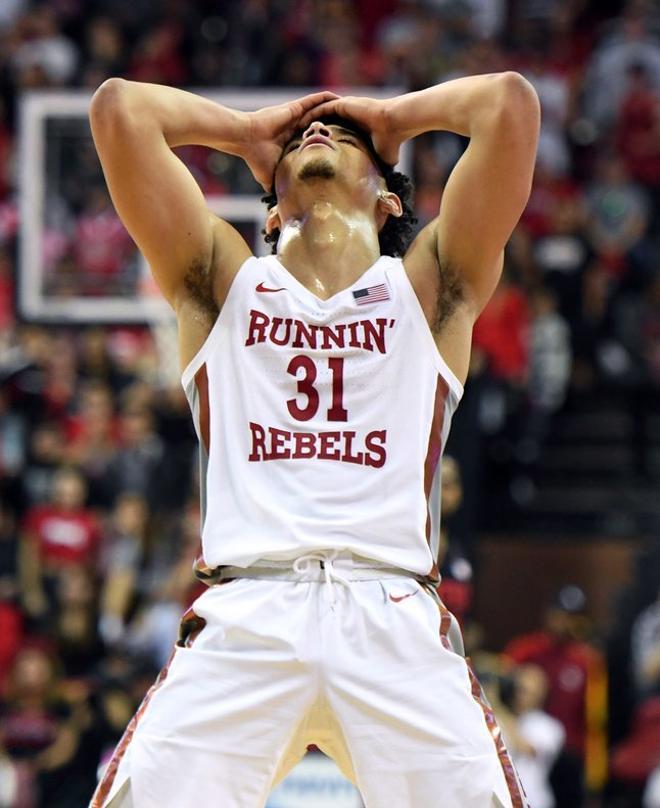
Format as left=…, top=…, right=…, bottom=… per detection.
left=90, top=78, right=250, bottom=157
left=387, top=72, right=539, bottom=142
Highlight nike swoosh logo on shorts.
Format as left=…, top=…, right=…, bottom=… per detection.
left=389, top=591, right=419, bottom=603
left=256, top=282, right=287, bottom=293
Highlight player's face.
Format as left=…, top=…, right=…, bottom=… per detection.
left=274, top=121, right=382, bottom=197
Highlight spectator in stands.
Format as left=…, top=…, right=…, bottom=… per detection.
left=42, top=332, right=77, bottom=424
left=1, top=326, right=52, bottom=427
left=64, top=380, right=119, bottom=507
left=9, top=5, right=78, bottom=88
left=77, top=328, right=133, bottom=394
left=585, top=153, right=650, bottom=279
left=607, top=590, right=660, bottom=800
left=511, top=286, right=572, bottom=504
left=631, top=589, right=660, bottom=699
left=501, top=664, right=566, bottom=808
left=583, top=0, right=660, bottom=127
left=436, top=455, right=473, bottom=625
left=570, top=259, right=618, bottom=393
left=19, top=421, right=64, bottom=509
left=20, top=466, right=101, bottom=622
left=518, top=49, right=571, bottom=177
left=127, top=19, right=187, bottom=86
left=99, top=493, right=150, bottom=647
left=616, top=62, right=660, bottom=197
left=531, top=195, right=591, bottom=321
left=53, top=564, right=102, bottom=679
left=504, top=585, right=608, bottom=806
left=472, top=268, right=530, bottom=389
left=0, top=644, right=64, bottom=761
left=81, top=17, right=127, bottom=87
left=104, top=407, right=166, bottom=509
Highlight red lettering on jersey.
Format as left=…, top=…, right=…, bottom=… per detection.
left=347, top=321, right=361, bottom=348
left=365, top=430, right=387, bottom=468
left=291, top=321, right=320, bottom=349
left=248, top=422, right=267, bottom=460
left=245, top=310, right=396, bottom=354
left=248, top=423, right=387, bottom=467
left=341, top=431, right=364, bottom=465
left=318, top=431, right=342, bottom=460
left=269, top=427, right=291, bottom=459
left=245, top=309, right=270, bottom=346
left=270, top=317, right=293, bottom=346
left=292, top=432, right=317, bottom=458
left=362, top=318, right=388, bottom=354
left=320, top=323, right=346, bottom=349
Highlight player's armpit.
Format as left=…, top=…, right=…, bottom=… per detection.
left=405, top=220, right=504, bottom=385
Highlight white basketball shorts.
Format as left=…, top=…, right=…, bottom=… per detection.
left=90, top=553, right=528, bottom=808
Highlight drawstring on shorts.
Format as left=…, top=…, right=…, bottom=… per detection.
left=292, top=551, right=351, bottom=606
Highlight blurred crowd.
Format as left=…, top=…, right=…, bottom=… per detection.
left=0, top=0, right=659, bottom=806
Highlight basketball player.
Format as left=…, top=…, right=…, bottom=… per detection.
left=88, top=73, right=539, bottom=807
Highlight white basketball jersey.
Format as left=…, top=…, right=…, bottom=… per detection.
left=181, top=254, right=463, bottom=579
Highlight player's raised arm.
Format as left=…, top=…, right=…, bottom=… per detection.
left=303, top=75, right=539, bottom=384
left=89, top=79, right=247, bottom=309
left=89, top=80, right=339, bottom=310
left=389, top=72, right=540, bottom=314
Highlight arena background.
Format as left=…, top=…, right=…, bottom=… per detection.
left=0, top=1, right=659, bottom=806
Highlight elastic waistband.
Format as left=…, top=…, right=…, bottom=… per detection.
left=205, top=551, right=425, bottom=585
left=217, top=551, right=430, bottom=607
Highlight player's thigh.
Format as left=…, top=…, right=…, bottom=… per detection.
left=324, top=579, right=526, bottom=807
left=93, top=579, right=319, bottom=808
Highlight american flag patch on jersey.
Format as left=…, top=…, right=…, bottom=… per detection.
left=352, top=283, right=390, bottom=305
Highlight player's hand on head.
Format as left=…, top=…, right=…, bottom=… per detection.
left=298, top=95, right=402, bottom=167
left=243, top=91, right=339, bottom=190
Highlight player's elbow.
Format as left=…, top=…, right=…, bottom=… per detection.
left=496, top=72, right=540, bottom=129
left=89, top=78, right=135, bottom=128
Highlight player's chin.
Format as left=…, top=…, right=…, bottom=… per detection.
left=297, top=155, right=336, bottom=182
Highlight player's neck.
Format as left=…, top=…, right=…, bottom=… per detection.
left=277, top=201, right=381, bottom=300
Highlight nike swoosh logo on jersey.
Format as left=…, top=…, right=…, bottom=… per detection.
left=256, top=282, right=287, bottom=293
left=389, top=591, right=419, bottom=603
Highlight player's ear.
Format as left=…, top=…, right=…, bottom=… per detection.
left=265, top=204, right=282, bottom=236
left=376, top=190, right=402, bottom=230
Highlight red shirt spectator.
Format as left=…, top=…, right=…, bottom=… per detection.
left=24, top=505, right=100, bottom=566
left=22, top=467, right=100, bottom=569
left=473, top=280, right=530, bottom=383
left=503, top=588, right=608, bottom=792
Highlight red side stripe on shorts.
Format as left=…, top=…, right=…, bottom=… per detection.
left=90, top=650, right=176, bottom=808
left=437, top=601, right=528, bottom=808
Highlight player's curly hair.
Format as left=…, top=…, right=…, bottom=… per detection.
left=261, top=116, right=417, bottom=258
